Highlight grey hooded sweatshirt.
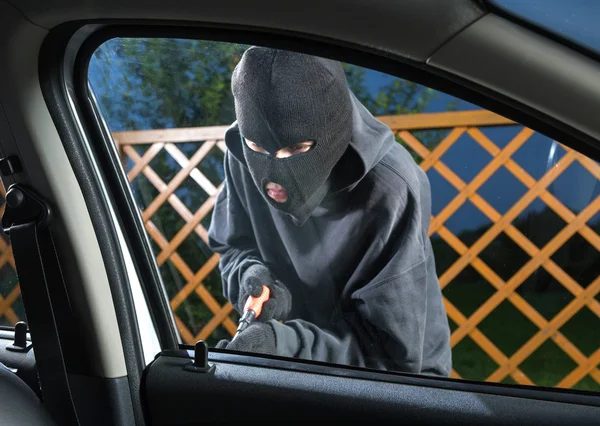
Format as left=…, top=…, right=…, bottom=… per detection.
left=208, top=54, right=452, bottom=377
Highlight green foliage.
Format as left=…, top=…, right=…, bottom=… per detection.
left=91, top=38, right=247, bottom=130
left=342, top=63, right=436, bottom=115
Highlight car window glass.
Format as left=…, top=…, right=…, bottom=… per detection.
left=490, top=0, right=600, bottom=55
left=88, top=38, right=600, bottom=391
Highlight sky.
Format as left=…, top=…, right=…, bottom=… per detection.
left=88, top=15, right=600, bottom=239
left=493, top=0, right=600, bottom=54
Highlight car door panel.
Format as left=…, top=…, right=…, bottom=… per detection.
left=143, top=352, right=600, bottom=425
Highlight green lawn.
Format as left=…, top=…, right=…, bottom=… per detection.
left=445, top=281, right=600, bottom=391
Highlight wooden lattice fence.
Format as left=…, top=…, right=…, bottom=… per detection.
left=0, top=110, right=598, bottom=389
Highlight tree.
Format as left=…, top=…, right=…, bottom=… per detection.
left=90, top=38, right=246, bottom=130
left=343, top=63, right=436, bottom=116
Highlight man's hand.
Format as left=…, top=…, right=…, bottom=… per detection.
left=215, top=322, right=276, bottom=355
left=239, top=264, right=291, bottom=321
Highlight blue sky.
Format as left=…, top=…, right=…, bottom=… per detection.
left=493, top=0, right=600, bottom=54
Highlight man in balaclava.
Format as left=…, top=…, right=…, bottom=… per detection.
left=208, top=47, right=452, bottom=376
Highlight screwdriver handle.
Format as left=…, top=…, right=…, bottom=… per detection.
left=233, top=285, right=271, bottom=340
left=243, top=285, right=270, bottom=318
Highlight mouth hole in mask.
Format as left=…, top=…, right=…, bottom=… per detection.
left=263, top=180, right=290, bottom=205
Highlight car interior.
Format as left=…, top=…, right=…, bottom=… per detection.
left=0, top=0, right=599, bottom=424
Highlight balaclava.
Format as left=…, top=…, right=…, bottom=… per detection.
left=231, top=47, right=353, bottom=225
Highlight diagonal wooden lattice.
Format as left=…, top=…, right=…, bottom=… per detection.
left=393, top=113, right=600, bottom=387
left=111, top=110, right=600, bottom=388
left=118, top=136, right=235, bottom=342
left=110, top=109, right=600, bottom=390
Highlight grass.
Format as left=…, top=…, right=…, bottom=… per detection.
left=446, top=281, right=600, bottom=391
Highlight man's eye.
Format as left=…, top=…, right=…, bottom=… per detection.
left=292, top=143, right=312, bottom=153
left=247, top=140, right=269, bottom=154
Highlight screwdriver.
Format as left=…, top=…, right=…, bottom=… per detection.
left=232, top=285, right=270, bottom=341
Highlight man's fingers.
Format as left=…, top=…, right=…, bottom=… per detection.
left=271, top=281, right=291, bottom=314
left=222, top=323, right=276, bottom=355
left=246, top=279, right=265, bottom=297
left=258, top=299, right=277, bottom=321
left=228, top=330, right=259, bottom=351
left=239, top=271, right=290, bottom=321
left=269, top=282, right=287, bottom=300
left=215, top=339, right=230, bottom=349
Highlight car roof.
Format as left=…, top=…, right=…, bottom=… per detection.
left=9, top=0, right=485, bottom=62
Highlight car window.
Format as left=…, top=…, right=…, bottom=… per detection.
left=0, top=182, right=25, bottom=327
left=490, top=0, right=600, bottom=55
left=88, top=38, right=600, bottom=391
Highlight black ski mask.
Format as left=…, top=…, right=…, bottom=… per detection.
left=231, top=47, right=353, bottom=226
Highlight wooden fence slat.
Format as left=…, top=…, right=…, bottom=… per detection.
left=124, top=148, right=167, bottom=192
left=0, top=286, right=21, bottom=324
left=440, top=151, right=577, bottom=287
left=197, top=302, right=235, bottom=341
left=0, top=243, right=16, bottom=272
left=146, top=219, right=196, bottom=281
left=438, top=222, right=600, bottom=380
left=473, top=129, right=600, bottom=253
left=126, top=143, right=165, bottom=181
left=195, top=286, right=238, bottom=336
left=126, top=148, right=216, bottom=246
left=418, top=127, right=465, bottom=171
left=430, top=127, right=532, bottom=236
left=164, top=142, right=218, bottom=196
left=170, top=254, right=220, bottom=311
left=114, top=126, right=229, bottom=145
left=578, top=155, right=600, bottom=180
left=174, top=315, right=195, bottom=344
left=488, top=275, right=600, bottom=383
left=557, top=347, right=600, bottom=389
left=142, top=141, right=216, bottom=221
left=442, top=282, right=534, bottom=385
left=540, top=190, right=600, bottom=252
left=542, top=261, right=600, bottom=317
left=468, top=131, right=600, bottom=347
left=450, top=196, right=600, bottom=348
left=397, top=130, right=432, bottom=160
left=156, top=188, right=221, bottom=266
left=146, top=219, right=238, bottom=340
left=553, top=333, right=600, bottom=387
left=466, top=196, right=600, bottom=352
left=113, top=111, right=515, bottom=146
left=380, top=110, right=515, bottom=130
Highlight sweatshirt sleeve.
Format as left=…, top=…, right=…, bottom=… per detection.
left=207, top=153, right=267, bottom=308
left=270, top=167, right=452, bottom=376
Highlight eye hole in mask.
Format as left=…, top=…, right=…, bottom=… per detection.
left=244, top=138, right=314, bottom=158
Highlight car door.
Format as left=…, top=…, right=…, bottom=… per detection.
left=0, top=0, right=599, bottom=425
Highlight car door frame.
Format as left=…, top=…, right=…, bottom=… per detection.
left=37, top=17, right=600, bottom=425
